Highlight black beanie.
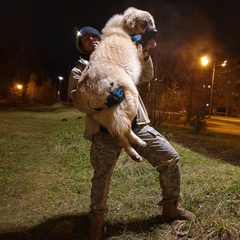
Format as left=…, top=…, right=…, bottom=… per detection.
left=76, top=26, right=101, bottom=53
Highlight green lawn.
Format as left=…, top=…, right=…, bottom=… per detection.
left=0, top=105, right=239, bottom=240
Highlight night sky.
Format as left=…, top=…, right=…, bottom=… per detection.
left=1, top=0, right=240, bottom=71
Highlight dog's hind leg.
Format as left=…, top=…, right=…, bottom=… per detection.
left=126, top=130, right=147, bottom=147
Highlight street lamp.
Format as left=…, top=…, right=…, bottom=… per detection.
left=17, top=84, right=23, bottom=90
left=58, top=76, right=63, bottom=103
left=200, top=57, right=227, bottom=117
left=16, top=84, right=23, bottom=102
left=201, top=56, right=209, bottom=67
left=209, top=60, right=227, bottom=117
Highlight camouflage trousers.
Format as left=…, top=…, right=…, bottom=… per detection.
left=89, top=124, right=181, bottom=213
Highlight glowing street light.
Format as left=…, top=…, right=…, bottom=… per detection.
left=17, top=84, right=23, bottom=90
left=201, top=56, right=209, bottom=66
left=58, top=76, right=63, bottom=103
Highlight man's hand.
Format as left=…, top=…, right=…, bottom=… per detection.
left=105, top=87, right=124, bottom=107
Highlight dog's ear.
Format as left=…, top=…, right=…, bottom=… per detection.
left=123, top=7, right=139, bottom=32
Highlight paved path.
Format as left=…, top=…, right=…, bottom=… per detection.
left=206, top=116, right=240, bottom=135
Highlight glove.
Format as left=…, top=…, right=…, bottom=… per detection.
left=141, top=26, right=158, bottom=48
left=131, top=35, right=142, bottom=45
left=105, top=87, right=124, bottom=107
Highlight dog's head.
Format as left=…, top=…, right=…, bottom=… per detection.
left=123, top=7, right=156, bottom=36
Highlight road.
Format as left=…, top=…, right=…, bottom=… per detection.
left=206, top=116, right=240, bottom=135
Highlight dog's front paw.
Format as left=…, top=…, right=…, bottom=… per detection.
left=105, top=87, right=125, bottom=107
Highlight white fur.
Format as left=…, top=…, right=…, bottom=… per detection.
left=75, top=7, right=156, bottom=161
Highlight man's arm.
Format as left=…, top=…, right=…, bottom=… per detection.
left=138, top=56, right=154, bottom=85
left=68, top=60, right=87, bottom=100
left=137, top=27, right=157, bottom=85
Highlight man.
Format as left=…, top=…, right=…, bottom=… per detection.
left=69, top=26, right=195, bottom=240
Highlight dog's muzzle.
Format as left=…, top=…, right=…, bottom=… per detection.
left=141, top=26, right=158, bottom=48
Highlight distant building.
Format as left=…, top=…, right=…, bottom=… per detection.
left=231, top=56, right=240, bottom=117
left=213, top=60, right=234, bottom=116
left=210, top=56, right=240, bottom=117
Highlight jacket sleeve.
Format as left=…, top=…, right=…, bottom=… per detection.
left=138, top=56, right=154, bottom=85
left=68, top=61, right=86, bottom=99
left=69, top=60, right=106, bottom=114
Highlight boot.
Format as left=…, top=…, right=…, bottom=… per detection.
left=88, top=211, right=106, bottom=240
left=162, top=200, right=196, bottom=221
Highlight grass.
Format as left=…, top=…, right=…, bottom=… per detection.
left=0, top=104, right=239, bottom=240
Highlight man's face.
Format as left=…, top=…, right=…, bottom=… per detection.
left=81, top=34, right=100, bottom=53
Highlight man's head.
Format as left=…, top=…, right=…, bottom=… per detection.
left=76, top=26, right=101, bottom=54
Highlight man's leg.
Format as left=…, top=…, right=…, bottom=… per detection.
left=134, top=125, right=195, bottom=220
left=89, top=131, right=122, bottom=239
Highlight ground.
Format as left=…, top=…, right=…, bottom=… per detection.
left=170, top=116, right=240, bottom=167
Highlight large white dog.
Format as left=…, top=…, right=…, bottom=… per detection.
left=74, top=7, right=157, bottom=161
